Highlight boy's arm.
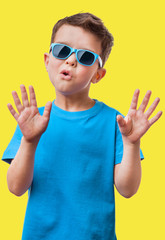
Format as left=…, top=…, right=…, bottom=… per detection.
left=7, top=136, right=38, bottom=196
left=114, top=140, right=141, bottom=198
left=6, top=85, right=52, bottom=196
left=114, top=89, right=162, bottom=198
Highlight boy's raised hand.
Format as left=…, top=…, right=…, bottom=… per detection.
left=7, top=85, right=52, bottom=144
left=117, top=89, right=162, bottom=144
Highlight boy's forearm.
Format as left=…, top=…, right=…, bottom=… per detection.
left=7, top=137, right=39, bottom=196
left=115, top=138, right=141, bottom=198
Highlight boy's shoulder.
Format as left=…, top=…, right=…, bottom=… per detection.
left=100, top=101, right=123, bottom=116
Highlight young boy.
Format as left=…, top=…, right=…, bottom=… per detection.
left=2, top=13, right=162, bottom=240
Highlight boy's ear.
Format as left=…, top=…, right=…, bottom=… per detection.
left=91, top=68, right=106, bottom=84
left=44, top=53, right=49, bottom=72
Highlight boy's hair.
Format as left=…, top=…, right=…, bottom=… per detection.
left=50, top=12, right=114, bottom=67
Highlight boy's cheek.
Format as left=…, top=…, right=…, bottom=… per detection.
left=48, top=61, right=59, bottom=74
left=48, top=55, right=61, bottom=67
left=78, top=65, right=95, bottom=76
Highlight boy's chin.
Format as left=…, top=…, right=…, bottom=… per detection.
left=55, top=89, right=88, bottom=98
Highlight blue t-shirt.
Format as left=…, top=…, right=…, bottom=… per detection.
left=2, top=99, right=144, bottom=240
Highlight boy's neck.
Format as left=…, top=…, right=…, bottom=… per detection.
left=54, top=93, right=95, bottom=112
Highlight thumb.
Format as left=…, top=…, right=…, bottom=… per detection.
left=117, top=114, right=133, bottom=136
left=43, top=101, right=52, bottom=119
left=116, top=115, right=126, bottom=127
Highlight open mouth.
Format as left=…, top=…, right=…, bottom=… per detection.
left=63, top=72, right=68, bottom=76
left=61, top=70, right=70, bottom=76
left=60, top=69, right=72, bottom=80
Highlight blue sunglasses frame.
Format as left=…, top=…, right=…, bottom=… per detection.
left=49, top=43, right=103, bottom=68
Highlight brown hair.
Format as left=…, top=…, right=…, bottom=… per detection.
left=50, top=12, right=114, bottom=67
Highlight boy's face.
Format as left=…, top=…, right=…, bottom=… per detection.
left=44, top=24, right=106, bottom=98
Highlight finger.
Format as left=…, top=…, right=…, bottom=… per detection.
left=20, top=85, right=29, bottom=107
left=7, top=103, right=19, bottom=121
left=43, top=101, right=52, bottom=119
left=138, top=90, right=152, bottom=112
left=12, top=91, right=24, bottom=113
left=145, top=97, right=160, bottom=119
left=29, top=85, right=37, bottom=107
left=149, top=111, right=163, bottom=126
left=129, top=89, right=140, bottom=110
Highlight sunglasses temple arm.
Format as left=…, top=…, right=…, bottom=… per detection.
left=49, top=46, right=52, bottom=53
left=98, top=56, right=103, bottom=68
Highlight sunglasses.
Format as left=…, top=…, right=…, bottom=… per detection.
left=49, top=43, right=102, bottom=67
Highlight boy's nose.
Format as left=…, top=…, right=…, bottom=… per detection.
left=65, top=53, right=77, bottom=67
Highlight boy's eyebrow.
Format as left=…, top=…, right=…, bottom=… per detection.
left=56, top=41, right=97, bottom=53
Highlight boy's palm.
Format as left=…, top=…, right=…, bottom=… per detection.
left=7, top=85, right=52, bottom=143
left=117, top=89, right=162, bottom=144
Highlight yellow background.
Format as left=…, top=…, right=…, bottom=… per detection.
left=0, top=0, right=164, bottom=239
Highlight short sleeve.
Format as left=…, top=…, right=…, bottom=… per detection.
left=2, top=124, right=23, bottom=164
left=115, top=112, right=144, bottom=165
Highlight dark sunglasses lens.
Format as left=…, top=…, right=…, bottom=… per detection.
left=77, top=50, right=95, bottom=65
left=53, top=45, right=71, bottom=59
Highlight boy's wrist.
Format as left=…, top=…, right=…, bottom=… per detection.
left=122, top=136, right=140, bottom=149
left=21, top=136, right=40, bottom=149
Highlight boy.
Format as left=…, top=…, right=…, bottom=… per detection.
left=2, top=13, right=162, bottom=240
